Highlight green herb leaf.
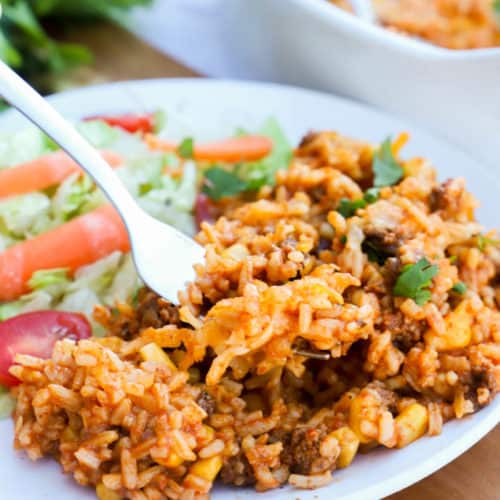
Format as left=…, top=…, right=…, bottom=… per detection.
left=393, top=258, right=439, bottom=305
left=364, top=187, right=380, bottom=204
left=477, top=234, right=500, bottom=252
left=202, top=167, right=248, bottom=201
left=494, top=0, right=500, bottom=15
left=336, top=198, right=367, bottom=218
left=373, top=138, right=404, bottom=188
left=178, top=137, right=194, bottom=159
left=448, top=255, right=458, bottom=264
left=451, top=281, right=467, bottom=295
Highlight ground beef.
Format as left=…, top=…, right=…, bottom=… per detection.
left=362, top=228, right=403, bottom=266
left=196, top=390, right=216, bottom=417
left=108, top=288, right=181, bottom=340
left=220, top=453, right=256, bottom=486
left=281, top=425, right=336, bottom=475
left=135, top=289, right=180, bottom=329
left=465, top=367, right=497, bottom=409
left=382, top=310, right=426, bottom=353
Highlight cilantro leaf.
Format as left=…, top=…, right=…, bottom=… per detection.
left=393, top=258, right=438, bottom=305
left=451, top=281, right=467, bottom=295
left=494, top=0, right=500, bottom=15
left=202, top=167, right=247, bottom=201
left=336, top=198, right=367, bottom=218
left=178, top=137, right=194, bottom=159
left=373, top=138, right=404, bottom=187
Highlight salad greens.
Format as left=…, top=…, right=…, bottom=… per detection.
left=201, top=118, right=292, bottom=200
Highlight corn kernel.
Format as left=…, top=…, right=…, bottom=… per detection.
left=329, top=427, right=360, bottom=468
left=395, top=403, right=428, bottom=448
left=425, top=301, right=471, bottom=351
left=96, top=483, right=121, bottom=500
left=190, top=455, right=223, bottom=481
left=139, top=343, right=177, bottom=371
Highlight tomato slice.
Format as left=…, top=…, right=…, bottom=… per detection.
left=84, top=113, right=156, bottom=134
left=0, top=311, right=91, bottom=386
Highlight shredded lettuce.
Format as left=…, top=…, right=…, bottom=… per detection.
left=0, top=127, right=57, bottom=168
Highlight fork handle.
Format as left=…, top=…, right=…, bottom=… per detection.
left=0, top=60, right=140, bottom=223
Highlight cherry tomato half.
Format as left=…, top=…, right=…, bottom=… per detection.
left=84, top=113, right=155, bottom=134
left=0, top=311, right=91, bottom=386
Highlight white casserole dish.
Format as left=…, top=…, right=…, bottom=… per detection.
left=238, top=0, right=500, bottom=169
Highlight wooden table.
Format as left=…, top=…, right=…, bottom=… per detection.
left=67, top=22, right=498, bottom=500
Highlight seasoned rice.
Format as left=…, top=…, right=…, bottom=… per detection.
left=331, top=0, right=500, bottom=49
left=10, top=129, right=500, bottom=498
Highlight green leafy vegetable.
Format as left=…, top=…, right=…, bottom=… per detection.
left=178, top=137, right=194, bottom=159
left=234, top=117, right=292, bottom=191
left=336, top=198, right=367, bottom=218
left=448, top=255, right=458, bottom=264
left=494, top=0, right=500, bottom=15
left=202, top=167, right=247, bottom=201
left=201, top=118, right=292, bottom=200
left=373, top=137, right=404, bottom=187
left=393, top=258, right=439, bottom=306
left=451, top=281, right=467, bottom=295
left=0, top=0, right=152, bottom=92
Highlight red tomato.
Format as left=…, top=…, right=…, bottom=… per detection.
left=0, top=311, right=91, bottom=387
left=84, top=113, right=155, bottom=134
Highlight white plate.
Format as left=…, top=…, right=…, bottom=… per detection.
left=0, top=79, right=498, bottom=500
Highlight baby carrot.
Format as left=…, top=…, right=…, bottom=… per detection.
left=0, top=204, right=129, bottom=301
left=0, top=150, right=122, bottom=199
left=145, top=135, right=273, bottom=162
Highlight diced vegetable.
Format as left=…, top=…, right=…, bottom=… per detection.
left=140, top=343, right=177, bottom=371
left=190, top=456, right=223, bottom=481
left=328, top=427, right=360, bottom=468
left=395, top=403, right=428, bottom=448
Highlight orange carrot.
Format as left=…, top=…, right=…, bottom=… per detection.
left=0, top=150, right=122, bottom=199
left=0, top=204, right=129, bottom=301
left=145, top=134, right=273, bottom=162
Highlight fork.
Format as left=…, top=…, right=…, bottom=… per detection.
left=0, top=60, right=205, bottom=304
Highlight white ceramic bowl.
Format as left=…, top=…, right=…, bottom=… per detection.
left=237, top=0, right=500, bottom=170
left=0, top=79, right=498, bottom=500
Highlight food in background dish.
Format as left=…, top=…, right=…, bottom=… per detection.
left=5, top=123, right=500, bottom=497
left=330, top=0, right=500, bottom=49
